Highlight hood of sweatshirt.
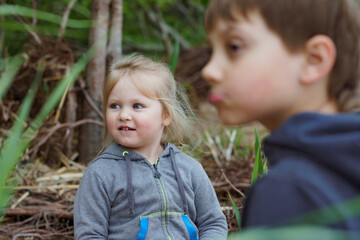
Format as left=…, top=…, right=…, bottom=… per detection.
left=98, top=142, right=189, bottom=216
left=101, top=142, right=179, bottom=161
left=263, top=112, right=360, bottom=186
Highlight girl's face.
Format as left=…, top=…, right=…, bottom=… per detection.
left=106, top=73, right=171, bottom=157
left=202, top=12, right=305, bottom=130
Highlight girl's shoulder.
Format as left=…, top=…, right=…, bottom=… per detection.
left=86, top=144, right=128, bottom=174
left=166, top=143, right=204, bottom=171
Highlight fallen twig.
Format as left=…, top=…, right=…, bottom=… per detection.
left=221, top=169, right=246, bottom=198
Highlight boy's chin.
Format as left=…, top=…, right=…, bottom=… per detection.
left=217, top=110, right=249, bottom=126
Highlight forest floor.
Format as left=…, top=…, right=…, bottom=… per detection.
left=0, top=102, right=266, bottom=240
left=0, top=41, right=267, bottom=239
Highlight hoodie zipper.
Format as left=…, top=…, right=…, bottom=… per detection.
left=153, top=159, right=172, bottom=240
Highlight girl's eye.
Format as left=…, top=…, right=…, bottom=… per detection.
left=110, top=103, right=120, bottom=109
left=133, top=103, right=143, bottom=109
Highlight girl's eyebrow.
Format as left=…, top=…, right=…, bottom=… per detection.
left=108, top=96, right=147, bottom=103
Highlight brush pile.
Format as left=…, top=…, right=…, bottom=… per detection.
left=0, top=143, right=254, bottom=239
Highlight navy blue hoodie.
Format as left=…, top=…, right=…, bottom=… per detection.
left=241, top=112, right=360, bottom=229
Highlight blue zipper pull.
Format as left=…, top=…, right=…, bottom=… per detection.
left=153, top=162, right=161, bottom=178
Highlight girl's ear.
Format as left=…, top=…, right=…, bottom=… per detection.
left=162, top=111, right=171, bottom=127
left=299, top=35, right=336, bottom=85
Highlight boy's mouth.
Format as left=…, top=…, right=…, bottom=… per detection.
left=209, top=94, right=225, bottom=103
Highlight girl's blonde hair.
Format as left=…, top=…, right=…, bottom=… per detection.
left=102, top=53, right=195, bottom=149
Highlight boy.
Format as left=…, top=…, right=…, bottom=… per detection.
left=202, top=0, right=360, bottom=230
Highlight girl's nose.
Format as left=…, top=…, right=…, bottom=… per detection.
left=201, top=54, right=223, bottom=84
left=119, top=108, right=132, bottom=121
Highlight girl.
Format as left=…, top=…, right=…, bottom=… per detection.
left=74, top=53, right=228, bottom=240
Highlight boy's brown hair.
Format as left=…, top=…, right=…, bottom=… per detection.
left=204, top=0, right=360, bottom=112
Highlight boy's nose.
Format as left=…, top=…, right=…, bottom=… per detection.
left=201, top=56, right=222, bottom=84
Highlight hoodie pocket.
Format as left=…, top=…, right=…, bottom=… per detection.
left=166, top=212, right=199, bottom=240
left=135, top=218, right=149, bottom=240
left=135, top=212, right=198, bottom=240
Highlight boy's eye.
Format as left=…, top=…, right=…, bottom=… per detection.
left=110, top=103, right=120, bottom=109
left=227, top=41, right=243, bottom=53
left=133, top=103, right=143, bottom=109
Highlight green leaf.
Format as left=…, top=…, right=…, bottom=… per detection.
left=228, top=192, right=241, bottom=229
left=251, top=128, right=267, bottom=185
left=0, top=39, right=101, bottom=217
left=0, top=4, right=92, bottom=29
left=0, top=21, right=89, bottom=40
left=254, top=128, right=263, bottom=174
left=0, top=54, right=26, bottom=100
left=169, top=39, right=180, bottom=73
left=251, top=143, right=261, bottom=185
left=0, top=63, right=44, bottom=216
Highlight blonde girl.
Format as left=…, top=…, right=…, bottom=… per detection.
left=74, top=53, right=228, bottom=240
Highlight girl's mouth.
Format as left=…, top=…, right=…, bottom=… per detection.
left=119, top=127, right=136, bottom=131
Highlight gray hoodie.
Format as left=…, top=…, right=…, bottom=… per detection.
left=74, top=143, right=228, bottom=240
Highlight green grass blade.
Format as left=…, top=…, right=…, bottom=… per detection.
left=254, top=128, right=264, bottom=174
left=169, top=40, right=180, bottom=73
left=251, top=128, right=268, bottom=184
left=251, top=144, right=261, bottom=185
left=0, top=54, right=25, bottom=100
left=0, top=4, right=91, bottom=29
left=263, top=155, right=268, bottom=174
left=228, top=192, right=241, bottom=229
left=0, top=63, right=44, bottom=216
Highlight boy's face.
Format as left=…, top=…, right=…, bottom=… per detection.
left=106, top=74, right=170, bottom=156
left=202, top=11, right=305, bottom=130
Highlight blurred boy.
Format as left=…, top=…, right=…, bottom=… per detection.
left=202, top=0, right=360, bottom=229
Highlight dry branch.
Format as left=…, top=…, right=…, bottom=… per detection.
left=5, top=206, right=73, bottom=220
left=58, top=0, right=78, bottom=41
left=27, top=119, right=104, bottom=156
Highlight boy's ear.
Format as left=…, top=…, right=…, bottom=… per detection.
left=300, top=35, right=336, bottom=85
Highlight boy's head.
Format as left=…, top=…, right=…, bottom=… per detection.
left=103, top=53, right=194, bottom=147
left=202, top=0, right=360, bottom=129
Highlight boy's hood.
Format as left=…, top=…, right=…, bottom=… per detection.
left=263, top=112, right=360, bottom=185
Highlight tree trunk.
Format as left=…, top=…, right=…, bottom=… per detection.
left=79, top=0, right=111, bottom=163
left=108, top=0, right=123, bottom=63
